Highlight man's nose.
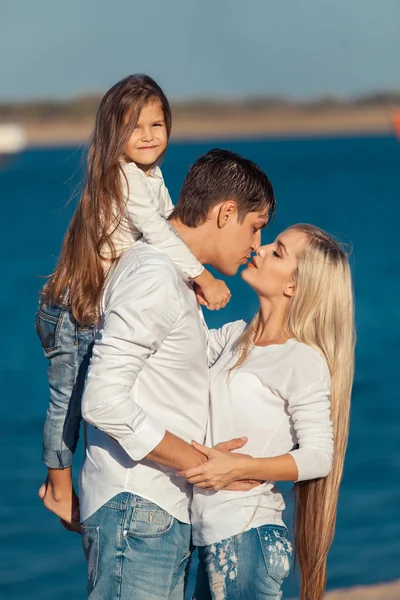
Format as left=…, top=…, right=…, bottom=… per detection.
left=251, top=229, right=262, bottom=251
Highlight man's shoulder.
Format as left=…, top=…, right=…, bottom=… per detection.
left=117, top=242, right=177, bottom=276
left=104, top=242, right=182, bottom=304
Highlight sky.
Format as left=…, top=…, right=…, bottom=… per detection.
left=0, top=0, right=399, bottom=102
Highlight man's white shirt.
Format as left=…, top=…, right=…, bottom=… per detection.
left=79, top=241, right=209, bottom=523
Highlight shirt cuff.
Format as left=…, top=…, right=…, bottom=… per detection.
left=192, top=264, right=205, bottom=278
left=119, top=415, right=166, bottom=462
left=289, top=447, right=333, bottom=482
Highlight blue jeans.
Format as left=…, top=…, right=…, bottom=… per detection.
left=194, top=525, right=293, bottom=600
left=35, top=292, right=94, bottom=469
left=81, top=492, right=192, bottom=600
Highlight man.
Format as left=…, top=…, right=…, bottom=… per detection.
left=79, top=149, right=276, bottom=599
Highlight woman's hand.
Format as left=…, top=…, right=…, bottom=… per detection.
left=176, top=440, right=257, bottom=491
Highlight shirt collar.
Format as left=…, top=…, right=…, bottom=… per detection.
left=122, top=159, right=162, bottom=180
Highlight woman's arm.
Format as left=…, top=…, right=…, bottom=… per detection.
left=177, top=443, right=298, bottom=490
left=177, top=375, right=334, bottom=490
left=208, top=320, right=247, bottom=368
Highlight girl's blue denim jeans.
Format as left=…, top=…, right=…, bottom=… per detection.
left=35, top=292, right=94, bottom=469
left=194, top=525, right=293, bottom=600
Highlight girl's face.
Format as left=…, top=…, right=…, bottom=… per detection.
left=124, top=99, right=168, bottom=172
left=242, top=228, right=308, bottom=300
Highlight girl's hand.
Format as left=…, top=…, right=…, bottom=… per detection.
left=201, top=279, right=231, bottom=311
left=193, top=271, right=231, bottom=310
left=176, top=441, right=255, bottom=491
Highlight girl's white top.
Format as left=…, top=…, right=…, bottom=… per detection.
left=104, top=161, right=203, bottom=279
left=191, top=320, right=334, bottom=546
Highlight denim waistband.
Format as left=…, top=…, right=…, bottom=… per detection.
left=40, top=287, right=71, bottom=311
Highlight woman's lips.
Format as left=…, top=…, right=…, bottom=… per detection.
left=248, top=256, right=258, bottom=268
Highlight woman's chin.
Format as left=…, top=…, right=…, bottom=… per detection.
left=241, top=265, right=256, bottom=285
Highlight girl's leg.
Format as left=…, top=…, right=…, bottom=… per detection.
left=201, top=526, right=293, bottom=600
left=36, top=295, right=93, bottom=524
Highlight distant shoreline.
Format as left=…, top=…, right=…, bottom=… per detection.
left=1, top=94, right=399, bottom=146
left=321, top=579, right=400, bottom=600
left=18, top=105, right=400, bottom=147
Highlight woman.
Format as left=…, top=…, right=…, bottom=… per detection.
left=178, top=224, right=355, bottom=600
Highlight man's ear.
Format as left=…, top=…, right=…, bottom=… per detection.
left=216, top=200, right=238, bottom=229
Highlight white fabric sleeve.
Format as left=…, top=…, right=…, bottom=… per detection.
left=123, top=168, right=204, bottom=279
left=81, top=262, right=181, bottom=462
left=208, top=320, right=247, bottom=368
left=288, top=371, right=334, bottom=481
left=162, top=184, right=176, bottom=218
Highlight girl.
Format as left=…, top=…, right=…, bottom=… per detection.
left=36, top=74, right=230, bottom=530
left=178, top=224, right=355, bottom=600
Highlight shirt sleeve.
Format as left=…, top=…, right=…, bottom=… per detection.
left=162, top=184, right=175, bottom=218
left=208, top=320, right=247, bottom=367
left=81, top=261, right=181, bottom=462
left=122, top=167, right=204, bottom=279
left=288, top=368, right=334, bottom=482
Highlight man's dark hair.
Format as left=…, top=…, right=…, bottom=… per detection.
left=171, top=148, right=276, bottom=227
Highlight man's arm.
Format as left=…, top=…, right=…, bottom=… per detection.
left=82, top=260, right=208, bottom=471
left=148, top=431, right=207, bottom=470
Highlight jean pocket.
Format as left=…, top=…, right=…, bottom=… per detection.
left=81, top=525, right=99, bottom=592
left=126, top=500, right=174, bottom=538
left=35, top=303, right=65, bottom=355
left=258, top=526, right=293, bottom=584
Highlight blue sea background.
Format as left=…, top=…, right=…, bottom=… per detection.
left=1, top=135, right=399, bottom=599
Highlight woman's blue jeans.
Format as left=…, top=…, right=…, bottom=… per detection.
left=194, top=525, right=293, bottom=600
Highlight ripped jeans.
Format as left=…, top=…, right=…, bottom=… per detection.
left=193, top=525, right=293, bottom=600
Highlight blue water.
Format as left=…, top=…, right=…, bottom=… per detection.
left=1, top=135, right=399, bottom=599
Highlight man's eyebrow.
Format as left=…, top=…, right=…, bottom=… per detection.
left=277, top=240, right=288, bottom=255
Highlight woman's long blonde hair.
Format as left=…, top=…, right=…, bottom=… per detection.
left=234, top=224, right=355, bottom=600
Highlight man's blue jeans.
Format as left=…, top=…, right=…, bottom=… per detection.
left=81, top=492, right=192, bottom=600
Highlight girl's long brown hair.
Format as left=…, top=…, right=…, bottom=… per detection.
left=233, top=224, right=355, bottom=600
left=42, top=74, right=172, bottom=324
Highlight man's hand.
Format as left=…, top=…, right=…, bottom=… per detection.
left=38, top=468, right=81, bottom=534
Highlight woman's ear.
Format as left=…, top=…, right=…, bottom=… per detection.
left=217, top=200, right=237, bottom=228
left=284, top=281, right=296, bottom=298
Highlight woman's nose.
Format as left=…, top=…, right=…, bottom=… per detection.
left=257, top=244, right=268, bottom=257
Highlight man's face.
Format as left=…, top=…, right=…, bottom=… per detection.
left=212, top=210, right=269, bottom=276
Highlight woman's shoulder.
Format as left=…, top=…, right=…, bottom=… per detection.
left=286, top=341, right=330, bottom=390
left=208, top=319, right=248, bottom=353
left=217, top=319, right=248, bottom=340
